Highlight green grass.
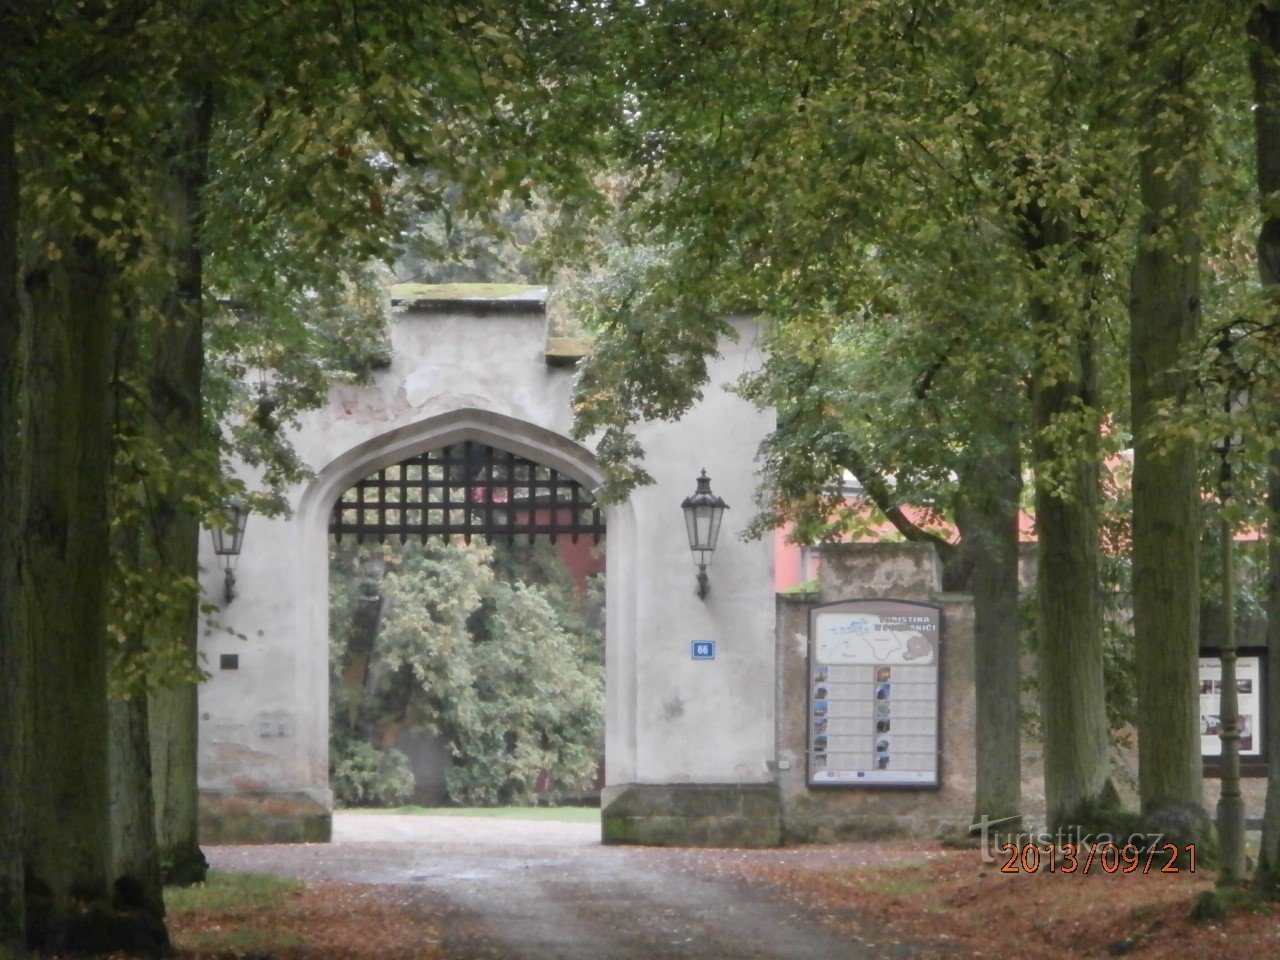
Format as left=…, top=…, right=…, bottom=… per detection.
left=390, top=282, right=544, bottom=301
left=842, top=863, right=934, bottom=899
left=164, top=870, right=303, bottom=915
left=340, top=804, right=601, bottom=823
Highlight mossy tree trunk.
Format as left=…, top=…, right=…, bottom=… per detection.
left=108, top=316, right=164, bottom=919
left=1249, top=0, right=1280, bottom=897
left=1129, top=14, right=1208, bottom=841
left=147, top=88, right=213, bottom=888
left=109, top=694, right=164, bottom=917
left=0, top=108, right=27, bottom=957
left=1023, top=208, right=1112, bottom=831
left=148, top=670, right=205, bottom=889
left=20, top=234, right=117, bottom=946
left=956, top=429, right=1023, bottom=830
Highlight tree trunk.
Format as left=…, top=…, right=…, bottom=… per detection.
left=20, top=236, right=117, bottom=947
left=148, top=685, right=206, bottom=886
left=1249, top=0, right=1280, bottom=896
left=955, top=428, right=1023, bottom=830
left=0, top=108, right=27, bottom=958
left=108, top=315, right=165, bottom=920
left=1129, top=20, right=1208, bottom=842
left=1029, top=323, right=1111, bottom=829
left=147, top=89, right=213, bottom=887
left=1022, top=210, right=1112, bottom=832
left=844, top=451, right=971, bottom=590
left=108, top=694, right=165, bottom=920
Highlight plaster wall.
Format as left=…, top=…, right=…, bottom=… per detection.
left=195, top=301, right=776, bottom=839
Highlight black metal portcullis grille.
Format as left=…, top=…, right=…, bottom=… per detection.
left=329, top=442, right=605, bottom=544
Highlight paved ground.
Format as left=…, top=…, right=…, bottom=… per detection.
left=208, top=813, right=916, bottom=959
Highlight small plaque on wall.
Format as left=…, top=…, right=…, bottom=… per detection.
left=807, top=599, right=942, bottom=788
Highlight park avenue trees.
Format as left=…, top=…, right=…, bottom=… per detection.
left=1, top=1, right=608, bottom=952
left=4, top=3, right=1280, bottom=954
left=566, top=0, right=1122, bottom=833
left=5, top=5, right=164, bottom=949
left=562, top=0, right=1273, bottom=846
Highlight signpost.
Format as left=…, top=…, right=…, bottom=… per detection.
left=807, top=599, right=942, bottom=788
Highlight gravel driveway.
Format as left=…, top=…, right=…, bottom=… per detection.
left=207, top=813, right=916, bottom=959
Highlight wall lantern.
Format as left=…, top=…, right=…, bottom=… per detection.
left=681, top=469, right=728, bottom=600
left=210, top=499, right=251, bottom=604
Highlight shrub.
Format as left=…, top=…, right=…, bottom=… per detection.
left=330, top=738, right=415, bottom=807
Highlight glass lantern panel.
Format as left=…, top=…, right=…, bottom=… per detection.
left=684, top=506, right=701, bottom=551
left=689, top=504, right=716, bottom=550
left=706, top=506, right=724, bottom=553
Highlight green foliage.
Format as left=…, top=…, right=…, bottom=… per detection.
left=329, top=538, right=603, bottom=807
left=7, top=0, right=618, bottom=703
left=781, top=579, right=820, bottom=596
left=329, top=737, right=415, bottom=808
left=395, top=182, right=553, bottom=287
left=550, top=0, right=1262, bottom=552
left=556, top=0, right=1136, bottom=530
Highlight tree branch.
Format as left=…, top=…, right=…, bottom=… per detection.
left=840, top=446, right=957, bottom=564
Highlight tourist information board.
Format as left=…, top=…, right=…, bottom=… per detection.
left=807, top=599, right=942, bottom=787
left=1199, top=655, right=1262, bottom=759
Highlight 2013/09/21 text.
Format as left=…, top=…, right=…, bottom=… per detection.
left=998, top=842, right=1195, bottom=875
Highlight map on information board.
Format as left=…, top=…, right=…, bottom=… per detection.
left=814, top=612, right=937, bottom=666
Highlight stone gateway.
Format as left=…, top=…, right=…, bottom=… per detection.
left=196, top=288, right=983, bottom=845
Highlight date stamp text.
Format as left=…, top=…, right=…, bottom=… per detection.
left=970, top=814, right=1197, bottom=874
left=997, top=840, right=1196, bottom=874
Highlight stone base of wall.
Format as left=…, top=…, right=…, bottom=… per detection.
left=781, top=794, right=971, bottom=844
left=602, top=783, right=782, bottom=847
left=199, top=791, right=332, bottom=844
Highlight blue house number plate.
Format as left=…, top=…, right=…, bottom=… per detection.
left=691, top=640, right=716, bottom=660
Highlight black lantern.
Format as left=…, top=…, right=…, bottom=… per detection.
left=681, top=469, right=728, bottom=599
left=210, top=500, right=250, bottom=604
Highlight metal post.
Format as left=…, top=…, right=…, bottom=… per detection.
left=1217, top=433, right=1245, bottom=884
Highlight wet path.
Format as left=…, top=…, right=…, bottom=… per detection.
left=208, top=813, right=915, bottom=959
